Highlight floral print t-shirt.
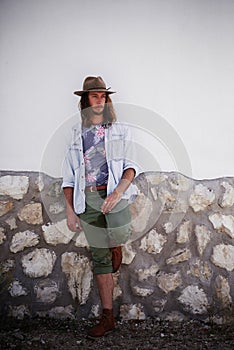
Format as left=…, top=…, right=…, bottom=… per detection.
left=82, top=124, right=108, bottom=186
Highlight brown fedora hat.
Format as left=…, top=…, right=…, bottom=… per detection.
left=74, top=76, right=116, bottom=96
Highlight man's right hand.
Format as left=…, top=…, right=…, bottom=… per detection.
left=66, top=209, right=82, bottom=232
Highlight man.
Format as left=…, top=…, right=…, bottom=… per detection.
left=62, top=76, right=138, bottom=338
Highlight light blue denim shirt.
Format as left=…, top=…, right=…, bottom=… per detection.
left=62, top=121, right=139, bottom=214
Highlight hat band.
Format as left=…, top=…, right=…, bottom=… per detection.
left=85, top=86, right=111, bottom=91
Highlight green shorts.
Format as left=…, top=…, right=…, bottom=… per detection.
left=79, top=190, right=131, bottom=275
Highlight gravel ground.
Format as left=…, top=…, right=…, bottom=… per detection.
left=0, top=317, right=234, bottom=350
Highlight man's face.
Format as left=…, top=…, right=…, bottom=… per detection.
left=88, top=91, right=106, bottom=115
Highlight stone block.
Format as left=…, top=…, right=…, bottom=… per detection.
left=189, top=259, right=212, bottom=282
left=122, top=244, right=136, bottom=265
left=42, top=219, right=74, bottom=245
left=178, top=285, right=209, bottom=314
left=113, top=272, right=122, bottom=300
left=176, top=221, right=191, bottom=243
left=5, top=217, right=17, bottom=230
left=152, top=298, right=167, bottom=313
left=0, top=201, right=14, bottom=216
left=220, top=181, right=234, bottom=208
left=140, top=229, right=167, bottom=254
left=168, top=173, right=192, bottom=192
left=137, top=265, right=159, bottom=282
left=146, top=173, right=167, bottom=185
left=37, top=305, right=75, bottom=319
left=0, top=175, right=29, bottom=199
left=132, top=286, right=154, bottom=297
left=211, top=244, right=234, bottom=271
left=21, top=248, right=56, bottom=278
left=209, top=213, right=234, bottom=238
left=8, top=305, right=30, bottom=319
left=18, top=203, right=43, bottom=225
left=215, top=275, right=232, bottom=308
left=130, top=193, right=153, bottom=233
left=74, top=230, right=89, bottom=247
left=61, top=252, right=93, bottom=304
left=8, top=280, right=28, bottom=297
left=166, top=248, right=191, bottom=265
left=157, top=271, right=182, bottom=294
left=195, top=225, right=211, bottom=255
left=120, top=303, right=146, bottom=320
left=0, top=227, right=6, bottom=244
left=10, top=230, right=39, bottom=253
left=34, top=279, right=60, bottom=303
left=189, top=184, right=215, bottom=212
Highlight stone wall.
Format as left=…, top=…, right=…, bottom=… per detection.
left=0, top=170, right=234, bottom=323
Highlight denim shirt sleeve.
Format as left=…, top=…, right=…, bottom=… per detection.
left=61, top=123, right=86, bottom=214
left=61, top=147, right=75, bottom=188
left=105, top=122, right=140, bottom=202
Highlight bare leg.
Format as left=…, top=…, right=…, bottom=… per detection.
left=96, top=273, right=114, bottom=309
left=87, top=273, right=115, bottom=338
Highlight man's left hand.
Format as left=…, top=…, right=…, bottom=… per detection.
left=101, top=190, right=122, bottom=214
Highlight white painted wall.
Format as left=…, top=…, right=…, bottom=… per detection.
left=1, top=0, right=234, bottom=179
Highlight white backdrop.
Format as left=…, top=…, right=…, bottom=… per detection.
left=1, top=0, right=234, bottom=179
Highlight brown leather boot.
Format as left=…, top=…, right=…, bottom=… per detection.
left=110, top=246, right=122, bottom=272
left=87, top=309, right=115, bottom=338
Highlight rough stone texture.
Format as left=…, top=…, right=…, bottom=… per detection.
left=42, top=219, right=74, bottom=245
left=178, top=286, right=209, bottom=314
left=18, top=203, right=43, bottom=225
left=74, top=230, right=89, bottom=247
left=130, top=192, right=153, bottom=233
left=132, top=286, right=154, bottom=297
left=61, top=252, right=93, bottom=304
left=189, top=184, right=215, bottom=212
left=8, top=305, right=30, bottom=319
left=0, top=201, right=13, bottom=216
left=122, top=244, right=136, bottom=264
left=137, top=265, right=159, bottom=282
left=168, top=173, right=192, bottom=191
left=189, top=259, right=212, bottom=283
left=5, top=217, right=17, bottom=230
left=10, top=230, right=39, bottom=253
left=157, top=272, right=182, bottom=294
left=209, top=213, right=234, bottom=238
left=214, top=275, right=232, bottom=308
left=34, top=279, right=60, bottom=303
left=8, top=280, right=28, bottom=297
left=113, top=272, right=122, bottom=300
left=195, top=225, right=211, bottom=255
left=0, top=175, right=29, bottom=199
left=37, top=305, right=75, bottom=319
left=211, top=244, right=234, bottom=271
left=139, top=228, right=167, bottom=254
left=166, top=248, right=191, bottom=265
left=220, top=181, right=234, bottom=208
left=153, top=298, right=167, bottom=313
left=21, top=248, right=57, bottom=278
left=0, top=227, right=6, bottom=244
left=176, top=221, right=191, bottom=243
left=120, top=304, right=146, bottom=320
left=1, top=170, right=234, bottom=324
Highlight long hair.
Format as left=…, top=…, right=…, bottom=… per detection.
left=79, top=93, right=117, bottom=127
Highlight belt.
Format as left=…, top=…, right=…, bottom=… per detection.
left=85, top=185, right=107, bottom=192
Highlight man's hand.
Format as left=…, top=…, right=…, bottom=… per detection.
left=101, top=189, right=122, bottom=214
left=66, top=209, right=82, bottom=232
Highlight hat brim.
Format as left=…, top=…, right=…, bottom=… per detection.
left=73, top=89, right=116, bottom=96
